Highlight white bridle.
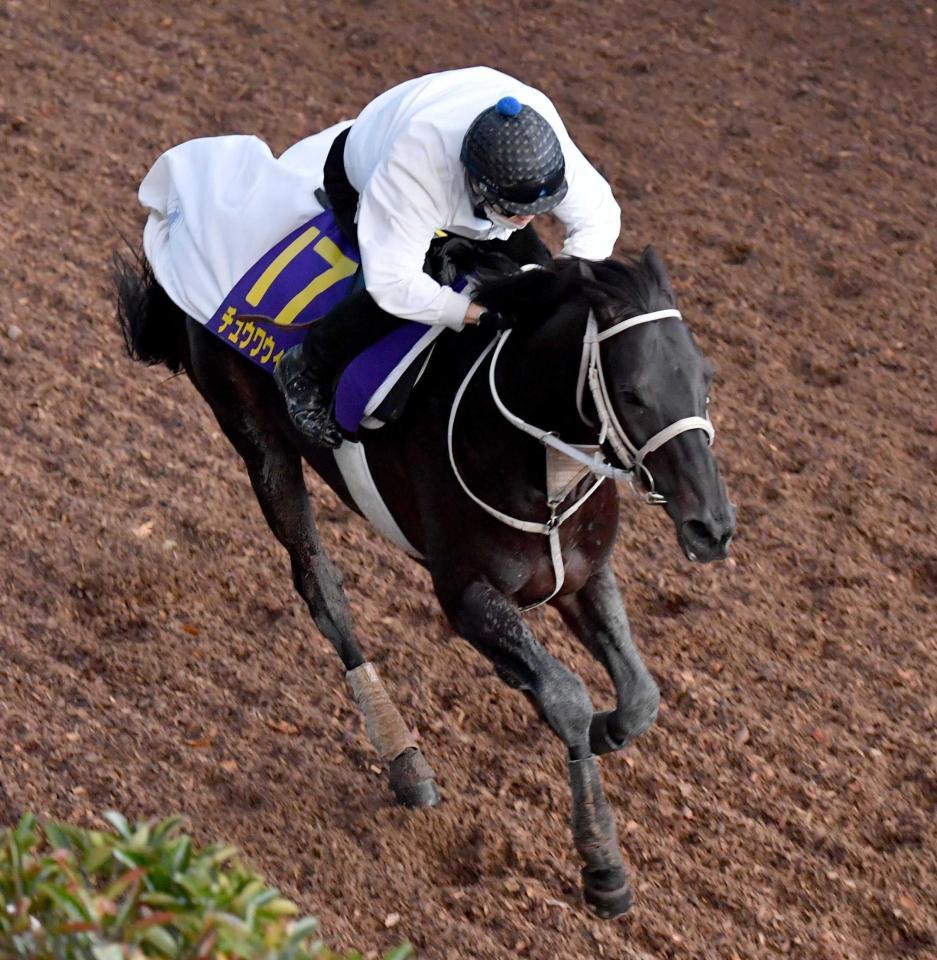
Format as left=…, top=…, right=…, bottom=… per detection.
left=447, top=305, right=715, bottom=608
left=576, top=307, right=714, bottom=503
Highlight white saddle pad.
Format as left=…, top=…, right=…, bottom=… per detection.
left=139, top=121, right=353, bottom=326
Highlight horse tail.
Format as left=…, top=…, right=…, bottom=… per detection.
left=114, top=250, right=187, bottom=373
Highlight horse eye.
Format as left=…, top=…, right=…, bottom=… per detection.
left=619, top=390, right=644, bottom=408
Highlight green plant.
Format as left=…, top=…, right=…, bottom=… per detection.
left=0, top=812, right=411, bottom=960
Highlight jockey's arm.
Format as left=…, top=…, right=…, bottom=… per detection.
left=355, top=148, right=475, bottom=330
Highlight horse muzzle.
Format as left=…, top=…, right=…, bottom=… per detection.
left=677, top=507, right=736, bottom=563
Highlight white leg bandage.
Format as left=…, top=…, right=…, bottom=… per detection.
left=346, top=662, right=418, bottom=763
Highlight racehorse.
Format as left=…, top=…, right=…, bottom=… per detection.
left=115, top=242, right=735, bottom=918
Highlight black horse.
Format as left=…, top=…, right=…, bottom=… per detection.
left=116, top=243, right=734, bottom=918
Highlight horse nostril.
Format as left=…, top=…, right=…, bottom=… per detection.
left=683, top=519, right=716, bottom=546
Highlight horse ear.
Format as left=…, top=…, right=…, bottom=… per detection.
left=640, top=245, right=676, bottom=305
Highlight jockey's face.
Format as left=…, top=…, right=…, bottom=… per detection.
left=484, top=195, right=535, bottom=227
left=506, top=213, right=535, bottom=228
left=482, top=198, right=536, bottom=231
left=468, top=176, right=536, bottom=229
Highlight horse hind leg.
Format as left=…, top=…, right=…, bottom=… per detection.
left=238, top=431, right=439, bottom=807
left=440, top=576, right=632, bottom=918
left=245, top=441, right=439, bottom=808
left=190, top=355, right=439, bottom=807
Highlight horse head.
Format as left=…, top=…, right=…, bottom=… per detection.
left=586, top=246, right=736, bottom=561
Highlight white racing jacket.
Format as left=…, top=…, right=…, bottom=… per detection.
left=344, top=66, right=622, bottom=330
left=139, top=68, right=620, bottom=334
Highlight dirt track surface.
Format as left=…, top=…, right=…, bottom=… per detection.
left=1, top=2, right=935, bottom=958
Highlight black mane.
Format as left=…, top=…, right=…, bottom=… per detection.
left=472, top=254, right=669, bottom=325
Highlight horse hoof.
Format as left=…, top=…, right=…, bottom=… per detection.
left=582, top=869, right=633, bottom=919
left=393, top=777, right=441, bottom=808
left=388, top=748, right=441, bottom=808
left=589, top=710, right=628, bottom=756
left=583, top=881, right=633, bottom=919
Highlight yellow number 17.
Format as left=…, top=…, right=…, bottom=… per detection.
left=244, top=224, right=358, bottom=326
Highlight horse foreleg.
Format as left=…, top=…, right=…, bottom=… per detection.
left=203, top=393, right=439, bottom=807
left=554, top=563, right=660, bottom=755
left=442, top=577, right=632, bottom=918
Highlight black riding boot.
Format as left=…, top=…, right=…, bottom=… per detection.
left=274, top=287, right=404, bottom=446
left=273, top=344, right=344, bottom=448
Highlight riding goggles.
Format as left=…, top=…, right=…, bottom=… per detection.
left=469, top=169, right=568, bottom=217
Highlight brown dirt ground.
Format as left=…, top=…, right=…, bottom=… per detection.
left=1, top=1, right=935, bottom=958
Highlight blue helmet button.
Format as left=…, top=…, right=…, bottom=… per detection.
left=495, top=96, right=522, bottom=117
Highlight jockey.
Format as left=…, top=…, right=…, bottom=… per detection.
left=274, top=66, right=621, bottom=447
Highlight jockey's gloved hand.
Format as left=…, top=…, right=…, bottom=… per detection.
left=476, top=309, right=515, bottom=333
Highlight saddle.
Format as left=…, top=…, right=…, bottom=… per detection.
left=335, top=235, right=517, bottom=432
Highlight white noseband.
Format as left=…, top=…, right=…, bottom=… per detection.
left=577, top=308, right=714, bottom=502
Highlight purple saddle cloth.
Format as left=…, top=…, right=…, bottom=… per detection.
left=334, top=321, right=442, bottom=433
left=334, top=274, right=466, bottom=433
